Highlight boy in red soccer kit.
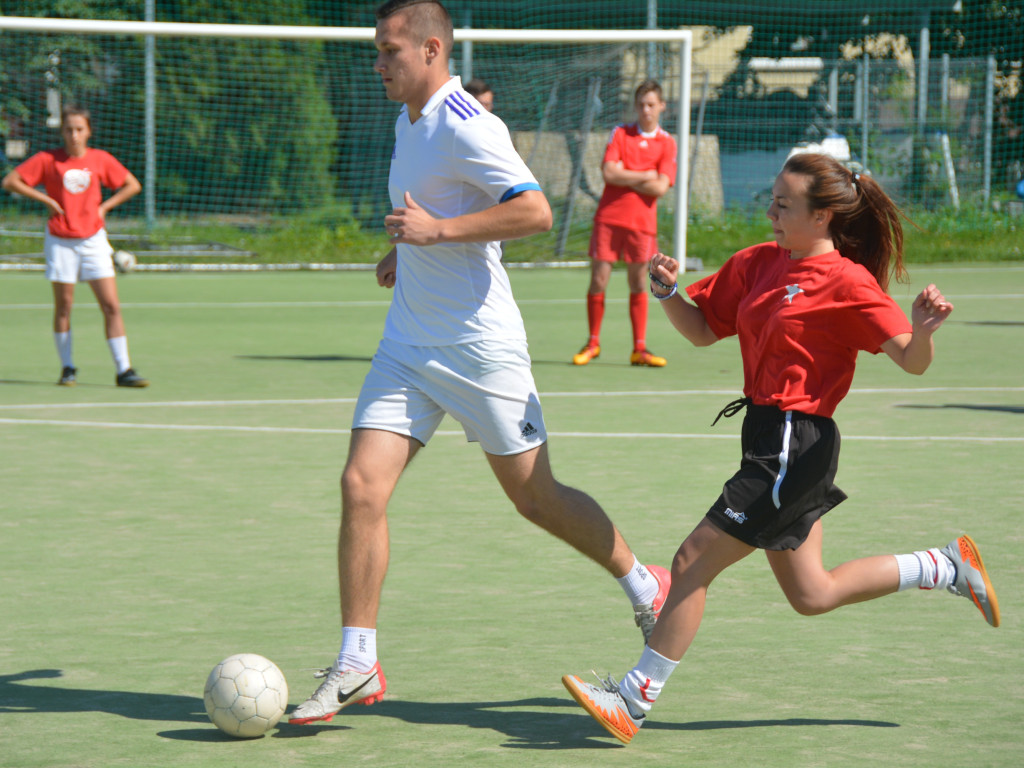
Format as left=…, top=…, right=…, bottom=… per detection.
left=573, top=80, right=677, bottom=367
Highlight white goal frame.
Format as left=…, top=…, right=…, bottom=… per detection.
left=0, top=17, right=693, bottom=267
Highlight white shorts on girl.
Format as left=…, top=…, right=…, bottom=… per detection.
left=44, top=228, right=116, bottom=283
left=353, top=336, right=547, bottom=456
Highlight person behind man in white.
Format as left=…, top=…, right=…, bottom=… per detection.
left=289, top=0, right=670, bottom=725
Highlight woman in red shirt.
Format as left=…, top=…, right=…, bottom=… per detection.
left=562, top=152, right=1000, bottom=744
left=2, top=105, right=148, bottom=387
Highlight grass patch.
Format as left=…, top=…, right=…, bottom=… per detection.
left=2, top=199, right=1021, bottom=267
left=0, top=267, right=1021, bottom=767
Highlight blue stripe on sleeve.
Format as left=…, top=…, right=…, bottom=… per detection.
left=449, top=91, right=480, bottom=117
left=445, top=94, right=479, bottom=121
left=500, top=182, right=542, bottom=202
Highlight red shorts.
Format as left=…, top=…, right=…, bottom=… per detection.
left=589, top=221, right=657, bottom=264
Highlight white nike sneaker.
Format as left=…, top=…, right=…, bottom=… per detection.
left=288, top=661, right=386, bottom=724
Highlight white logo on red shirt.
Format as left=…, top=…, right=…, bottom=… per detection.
left=784, top=284, right=804, bottom=304
left=63, top=168, right=92, bottom=195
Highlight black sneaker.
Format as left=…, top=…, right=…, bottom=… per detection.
left=58, top=366, right=77, bottom=386
left=116, top=368, right=150, bottom=388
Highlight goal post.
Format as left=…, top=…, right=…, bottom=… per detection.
left=0, top=16, right=692, bottom=267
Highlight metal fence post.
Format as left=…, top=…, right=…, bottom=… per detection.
left=144, top=0, right=156, bottom=229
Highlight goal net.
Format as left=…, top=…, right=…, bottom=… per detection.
left=0, top=15, right=693, bottom=265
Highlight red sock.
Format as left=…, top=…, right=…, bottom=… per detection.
left=586, top=292, right=605, bottom=346
left=629, top=292, right=648, bottom=351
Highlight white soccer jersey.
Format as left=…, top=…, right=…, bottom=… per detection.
left=384, top=76, right=542, bottom=345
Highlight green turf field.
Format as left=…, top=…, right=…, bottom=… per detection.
left=1, top=264, right=1022, bottom=767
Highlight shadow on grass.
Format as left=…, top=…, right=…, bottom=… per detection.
left=531, top=359, right=668, bottom=368
left=272, top=697, right=896, bottom=750
left=2, top=672, right=898, bottom=749
left=236, top=354, right=373, bottom=363
left=897, top=403, right=1024, bottom=415
left=0, top=669, right=206, bottom=725
left=0, top=378, right=110, bottom=388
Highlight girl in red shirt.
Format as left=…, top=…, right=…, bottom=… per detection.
left=563, top=152, right=1000, bottom=744
left=2, top=105, right=148, bottom=387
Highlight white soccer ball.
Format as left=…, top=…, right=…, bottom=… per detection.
left=112, top=249, right=137, bottom=274
left=203, top=653, right=289, bottom=738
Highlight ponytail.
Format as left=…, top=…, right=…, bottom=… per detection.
left=782, top=153, right=908, bottom=292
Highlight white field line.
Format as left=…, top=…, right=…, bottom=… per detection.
left=0, top=397, right=361, bottom=410
left=0, top=416, right=1021, bottom=442
left=1, top=386, right=1023, bottom=412
left=2, top=293, right=1024, bottom=311
left=2, top=386, right=1022, bottom=441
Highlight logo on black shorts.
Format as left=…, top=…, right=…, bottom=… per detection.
left=724, top=507, right=747, bottom=524
left=520, top=421, right=538, bottom=439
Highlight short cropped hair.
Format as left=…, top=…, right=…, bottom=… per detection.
left=634, top=80, right=664, bottom=103
left=375, top=0, right=454, bottom=56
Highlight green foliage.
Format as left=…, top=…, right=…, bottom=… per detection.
left=657, top=205, right=1023, bottom=270
left=156, top=35, right=337, bottom=213
left=0, top=0, right=337, bottom=215
left=156, top=1, right=338, bottom=213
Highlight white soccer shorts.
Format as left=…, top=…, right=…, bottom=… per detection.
left=353, top=337, right=547, bottom=456
left=44, top=228, right=116, bottom=283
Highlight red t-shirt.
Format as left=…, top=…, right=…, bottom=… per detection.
left=594, top=123, right=677, bottom=235
left=15, top=148, right=130, bottom=238
left=686, top=242, right=912, bottom=417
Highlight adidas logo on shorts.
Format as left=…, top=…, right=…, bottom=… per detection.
left=520, top=421, right=538, bottom=439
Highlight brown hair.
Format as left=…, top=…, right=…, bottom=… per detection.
left=782, top=152, right=908, bottom=292
left=375, top=0, right=454, bottom=56
left=634, top=79, right=664, bottom=103
left=464, top=78, right=492, bottom=98
left=60, top=104, right=92, bottom=129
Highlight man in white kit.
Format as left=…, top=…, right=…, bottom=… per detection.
left=290, top=0, right=670, bottom=725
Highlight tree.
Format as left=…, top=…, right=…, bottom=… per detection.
left=0, top=0, right=338, bottom=214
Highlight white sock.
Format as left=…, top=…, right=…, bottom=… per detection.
left=107, top=335, right=131, bottom=374
left=620, top=645, right=679, bottom=716
left=894, top=549, right=955, bottom=591
left=617, top=557, right=660, bottom=607
left=338, top=627, right=377, bottom=672
left=54, top=331, right=73, bottom=368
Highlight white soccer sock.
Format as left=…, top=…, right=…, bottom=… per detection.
left=894, top=549, right=955, bottom=591
left=54, top=331, right=73, bottom=368
left=107, top=335, right=131, bottom=374
left=617, top=557, right=660, bottom=607
left=338, top=627, right=377, bottom=673
left=620, top=645, right=679, bottom=716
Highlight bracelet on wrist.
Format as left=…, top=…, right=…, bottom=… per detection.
left=649, top=271, right=674, bottom=291
left=651, top=283, right=678, bottom=301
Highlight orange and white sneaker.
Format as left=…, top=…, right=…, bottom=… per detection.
left=289, top=661, right=386, bottom=724
left=630, top=349, right=666, bottom=367
left=562, top=673, right=644, bottom=744
left=634, top=564, right=671, bottom=643
left=573, top=343, right=601, bottom=366
left=940, top=535, right=1000, bottom=627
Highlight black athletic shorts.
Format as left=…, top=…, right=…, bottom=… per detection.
left=706, top=402, right=848, bottom=551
